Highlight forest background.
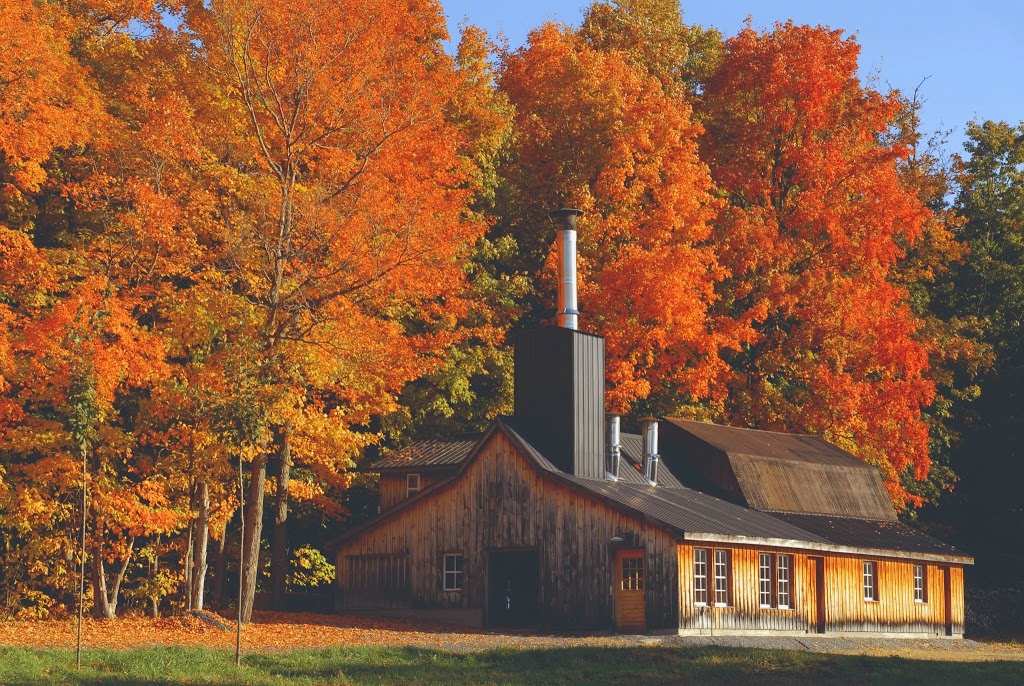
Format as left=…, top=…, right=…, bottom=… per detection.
left=0, top=0, right=1020, bottom=625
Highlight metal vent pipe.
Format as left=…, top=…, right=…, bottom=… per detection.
left=606, top=414, right=621, bottom=479
left=642, top=418, right=660, bottom=486
left=548, top=207, right=584, bottom=330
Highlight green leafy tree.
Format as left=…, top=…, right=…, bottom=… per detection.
left=930, top=120, right=1024, bottom=582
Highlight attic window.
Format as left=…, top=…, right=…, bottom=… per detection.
left=406, top=473, right=421, bottom=497
left=863, top=561, right=879, bottom=602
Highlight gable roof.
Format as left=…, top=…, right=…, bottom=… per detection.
left=662, top=418, right=897, bottom=521
left=501, top=418, right=821, bottom=542
left=329, top=417, right=969, bottom=563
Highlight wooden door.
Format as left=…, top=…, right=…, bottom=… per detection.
left=615, top=549, right=646, bottom=634
left=808, top=556, right=826, bottom=633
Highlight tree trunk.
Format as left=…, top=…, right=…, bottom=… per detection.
left=238, top=454, right=268, bottom=624
left=183, top=510, right=194, bottom=611
left=151, top=535, right=161, bottom=618
left=211, top=526, right=228, bottom=611
left=191, top=481, right=210, bottom=610
left=90, top=533, right=135, bottom=620
left=90, top=538, right=107, bottom=619
left=270, top=428, right=292, bottom=611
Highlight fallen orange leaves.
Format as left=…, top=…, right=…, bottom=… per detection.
left=0, top=611, right=631, bottom=653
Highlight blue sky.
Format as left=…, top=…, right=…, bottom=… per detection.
left=441, top=1, right=1024, bottom=155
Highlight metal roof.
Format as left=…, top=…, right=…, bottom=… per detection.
left=618, top=433, right=685, bottom=489
left=664, top=418, right=861, bottom=467
left=329, top=418, right=971, bottom=562
left=768, top=512, right=970, bottom=561
left=662, top=418, right=898, bottom=521
left=368, top=436, right=480, bottom=471
left=500, top=419, right=827, bottom=543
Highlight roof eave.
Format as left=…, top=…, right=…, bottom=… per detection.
left=681, top=531, right=974, bottom=565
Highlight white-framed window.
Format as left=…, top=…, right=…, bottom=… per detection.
left=777, top=554, right=792, bottom=609
left=759, top=553, right=773, bottom=608
left=913, top=564, right=927, bottom=603
left=863, top=561, right=878, bottom=601
left=693, top=548, right=709, bottom=606
left=714, top=549, right=731, bottom=607
left=406, top=473, right=421, bottom=497
left=443, top=553, right=463, bottom=591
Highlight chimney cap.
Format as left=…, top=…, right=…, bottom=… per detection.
left=549, top=207, right=584, bottom=231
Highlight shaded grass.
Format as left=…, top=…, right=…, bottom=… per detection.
left=1, top=644, right=1023, bottom=685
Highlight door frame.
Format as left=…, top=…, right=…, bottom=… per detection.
left=485, top=547, right=540, bottom=629
left=613, top=547, right=646, bottom=634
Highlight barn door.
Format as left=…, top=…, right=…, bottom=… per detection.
left=615, top=549, right=646, bottom=634
left=487, top=550, right=539, bottom=628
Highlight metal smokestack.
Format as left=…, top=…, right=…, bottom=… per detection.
left=549, top=207, right=584, bottom=330
left=642, top=418, right=660, bottom=486
left=606, top=414, right=621, bottom=480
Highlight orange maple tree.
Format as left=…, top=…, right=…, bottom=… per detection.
left=187, top=0, right=486, bottom=620
left=698, top=22, right=936, bottom=508
left=498, top=23, right=736, bottom=413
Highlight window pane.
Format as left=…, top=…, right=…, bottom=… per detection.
left=621, top=557, right=644, bottom=591
left=694, top=549, right=708, bottom=605
left=443, top=554, right=463, bottom=590
left=914, top=564, right=925, bottom=602
left=714, top=549, right=729, bottom=606
left=777, top=555, right=791, bottom=609
left=863, top=561, right=876, bottom=601
left=759, top=553, right=772, bottom=607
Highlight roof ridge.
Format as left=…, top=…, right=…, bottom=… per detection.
left=664, top=416, right=821, bottom=439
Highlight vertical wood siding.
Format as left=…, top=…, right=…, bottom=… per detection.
left=380, top=473, right=447, bottom=510
left=679, top=543, right=965, bottom=636
left=337, top=431, right=680, bottom=629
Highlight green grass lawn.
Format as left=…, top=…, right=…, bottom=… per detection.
left=2, top=645, right=1022, bottom=686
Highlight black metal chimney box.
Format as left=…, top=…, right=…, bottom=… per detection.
left=513, top=326, right=606, bottom=479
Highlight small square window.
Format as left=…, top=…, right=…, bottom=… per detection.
left=407, top=473, right=421, bottom=497
left=443, top=553, right=463, bottom=591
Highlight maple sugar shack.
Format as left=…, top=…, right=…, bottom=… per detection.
left=327, top=209, right=971, bottom=636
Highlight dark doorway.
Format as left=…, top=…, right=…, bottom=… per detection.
left=487, top=550, right=539, bottom=628
left=809, top=556, right=826, bottom=633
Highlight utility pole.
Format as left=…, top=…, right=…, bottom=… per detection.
left=76, top=443, right=87, bottom=668
left=235, top=456, right=244, bottom=667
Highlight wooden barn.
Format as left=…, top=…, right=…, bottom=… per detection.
left=327, top=210, right=971, bottom=637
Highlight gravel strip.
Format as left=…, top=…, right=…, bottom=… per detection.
left=652, top=634, right=1024, bottom=661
